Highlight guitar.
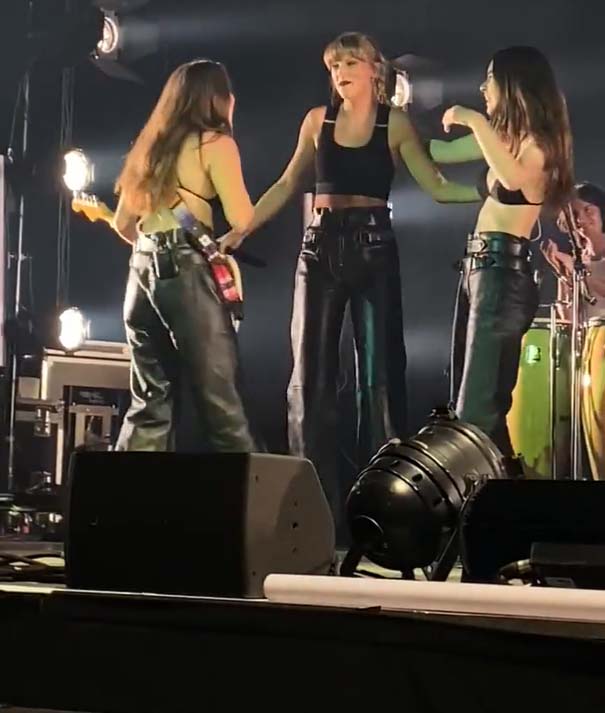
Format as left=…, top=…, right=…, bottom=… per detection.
left=71, top=193, right=244, bottom=311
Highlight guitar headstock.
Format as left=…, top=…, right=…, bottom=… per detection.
left=71, top=192, right=114, bottom=225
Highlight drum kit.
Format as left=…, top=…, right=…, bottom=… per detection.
left=508, top=207, right=604, bottom=480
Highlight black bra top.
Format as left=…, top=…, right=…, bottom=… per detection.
left=315, top=103, right=394, bottom=201
left=175, top=180, right=220, bottom=207
left=477, top=165, right=542, bottom=206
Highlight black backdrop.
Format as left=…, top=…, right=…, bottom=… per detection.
left=1, top=0, right=604, bottom=469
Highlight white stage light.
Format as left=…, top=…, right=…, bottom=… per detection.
left=58, top=307, right=90, bottom=352
left=97, top=12, right=120, bottom=56
left=63, top=149, right=94, bottom=192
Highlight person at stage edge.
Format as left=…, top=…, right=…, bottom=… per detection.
left=220, top=32, right=478, bottom=525
left=429, top=45, right=574, bottom=476
left=111, top=59, right=256, bottom=452
left=543, top=181, right=605, bottom=480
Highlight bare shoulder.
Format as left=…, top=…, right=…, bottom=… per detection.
left=304, top=105, right=327, bottom=132
left=200, top=132, right=240, bottom=158
left=201, top=131, right=237, bottom=148
left=520, top=137, right=546, bottom=167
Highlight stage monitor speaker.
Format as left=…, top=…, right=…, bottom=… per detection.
left=461, top=480, right=605, bottom=584
left=65, top=451, right=335, bottom=598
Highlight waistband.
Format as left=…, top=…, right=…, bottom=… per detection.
left=134, top=226, right=213, bottom=252
left=311, top=206, right=392, bottom=229
left=465, top=232, right=531, bottom=258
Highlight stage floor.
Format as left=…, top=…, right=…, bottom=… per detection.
left=2, top=578, right=605, bottom=713
left=2, top=533, right=605, bottom=712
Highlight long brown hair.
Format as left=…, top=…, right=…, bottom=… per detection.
left=115, top=59, right=233, bottom=215
left=322, top=32, right=388, bottom=106
left=489, top=46, right=574, bottom=211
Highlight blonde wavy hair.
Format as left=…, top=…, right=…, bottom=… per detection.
left=323, top=32, right=388, bottom=105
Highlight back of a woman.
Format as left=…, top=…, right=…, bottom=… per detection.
left=111, top=59, right=256, bottom=453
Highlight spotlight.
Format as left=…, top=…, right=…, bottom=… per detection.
left=387, top=67, right=412, bottom=109
left=58, top=308, right=90, bottom=352
left=389, top=54, right=444, bottom=114
left=342, top=408, right=507, bottom=579
left=97, top=11, right=120, bottom=58
left=63, top=149, right=94, bottom=193
left=89, top=3, right=157, bottom=83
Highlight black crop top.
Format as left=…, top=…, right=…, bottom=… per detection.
left=477, top=165, right=542, bottom=206
left=315, top=103, right=394, bottom=201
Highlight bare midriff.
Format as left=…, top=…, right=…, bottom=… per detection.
left=314, top=194, right=388, bottom=210
left=474, top=196, right=542, bottom=240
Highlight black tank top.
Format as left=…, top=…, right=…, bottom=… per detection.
left=315, top=103, right=394, bottom=201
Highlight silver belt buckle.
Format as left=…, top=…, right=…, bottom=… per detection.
left=467, top=237, right=487, bottom=255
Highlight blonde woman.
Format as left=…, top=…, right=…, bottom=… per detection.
left=221, top=32, right=477, bottom=523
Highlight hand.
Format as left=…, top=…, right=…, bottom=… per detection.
left=217, top=230, right=245, bottom=254
left=541, top=238, right=574, bottom=277
left=441, top=105, right=481, bottom=134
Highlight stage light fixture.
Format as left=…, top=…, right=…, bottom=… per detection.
left=58, top=308, right=90, bottom=353
left=388, top=68, right=412, bottom=109
left=63, top=150, right=94, bottom=193
left=342, top=408, right=507, bottom=579
left=389, top=54, right=444, bottom=113
left=97, top=12, right=120, bottom=57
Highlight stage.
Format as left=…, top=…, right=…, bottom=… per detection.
left=1, top=579, right=605, bottom=712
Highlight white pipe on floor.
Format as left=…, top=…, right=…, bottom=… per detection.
left=264, top=575, right=605, bottom=623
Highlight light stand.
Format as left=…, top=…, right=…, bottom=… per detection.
left=5, top=26, right=33, bottom=494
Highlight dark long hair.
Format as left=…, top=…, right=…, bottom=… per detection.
left=576, top=182, right=605, bottom=226
left=116, top=59, right=232, bottom=215
left=489, top=46, right=574, bottom=211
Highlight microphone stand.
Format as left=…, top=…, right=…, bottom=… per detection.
left=561, top=205, right=596, bottom=480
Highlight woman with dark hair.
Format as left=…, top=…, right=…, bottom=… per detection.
left=431, top=46, right=574, bottom=471
left=220, top=32, right=477, bottom=525
left=542, top=182, right=605, bottom=480
left=112, top=59, right=256, bottom=452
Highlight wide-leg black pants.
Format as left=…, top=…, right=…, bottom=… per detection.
left=287, top=208, right=407, bottom=525
left=115, top=234, right=255, bottom=453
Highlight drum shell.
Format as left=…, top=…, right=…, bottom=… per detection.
left=582, top=319, right=605, bottom=480
left=507, top=318, right=571, bottom=478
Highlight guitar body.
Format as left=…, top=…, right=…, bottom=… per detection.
left=71, top=193, right=243, bottom=308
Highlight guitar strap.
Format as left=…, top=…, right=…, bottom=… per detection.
left=171, top=202, right=243, bottom=321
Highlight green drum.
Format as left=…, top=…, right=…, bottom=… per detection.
left=507, top=317, right=571, bottom=478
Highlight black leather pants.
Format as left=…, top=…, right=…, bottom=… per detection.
left=288, top=207, right=407, bottom=525
left=451, top=232, right=539, bottom=457
left=115, top=230, right=255, bottom=453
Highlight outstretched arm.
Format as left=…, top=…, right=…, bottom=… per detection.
left=442, top=106, right=545, bottom=191
left=395, top=111, right=481, bottom=203
left=429, top=133, right=483, bottom=164
left=219, top=107, right=318, bottom=252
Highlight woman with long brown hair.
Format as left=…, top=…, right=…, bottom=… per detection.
left=220, top=32, right=477, bottom=526
left=431, top=45, right=574, bottom=472
left=111, top=59, right=256, bottom=452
